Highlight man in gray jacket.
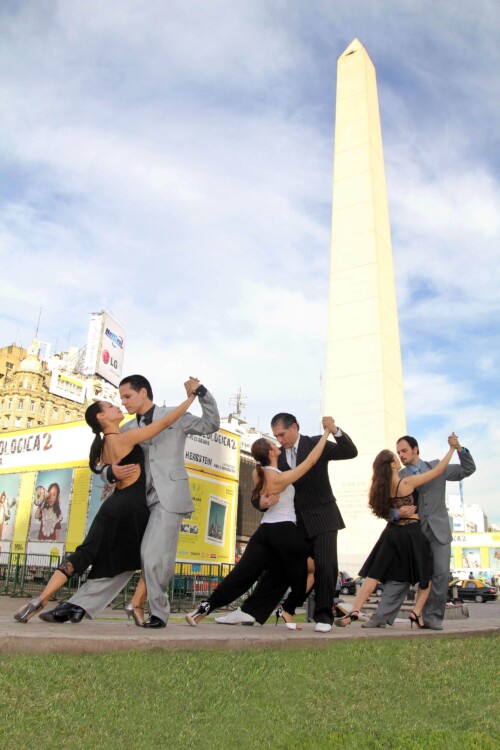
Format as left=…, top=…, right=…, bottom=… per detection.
left=41, top=374, right=219, bottom=628
left=363, top=432, right=476, bottom=630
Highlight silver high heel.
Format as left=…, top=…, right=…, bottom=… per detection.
left=275, top=605, right=300, bottom=630
left=124, top=602, right=145, bottom=627
left=14, top=596, right=44, bottom=623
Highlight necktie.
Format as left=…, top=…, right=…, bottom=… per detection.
left=290, top=447, right=297, bottom=468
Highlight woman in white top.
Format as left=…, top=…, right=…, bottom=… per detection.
left=186, top=423, right=334, bottom=629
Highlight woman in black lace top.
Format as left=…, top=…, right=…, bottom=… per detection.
left=336, top=443, right=456, bottom=628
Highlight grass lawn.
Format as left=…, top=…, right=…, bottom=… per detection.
left=1, top=634, right=498, bottom=749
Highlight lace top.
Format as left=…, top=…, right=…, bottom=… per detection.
left=390, top=478, right=419, bottom=510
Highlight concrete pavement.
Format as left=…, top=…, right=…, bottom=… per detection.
left=1, top=596, right=498, bottom=654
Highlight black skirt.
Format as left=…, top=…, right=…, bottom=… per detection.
left=359, top=521, right=432, bottom=588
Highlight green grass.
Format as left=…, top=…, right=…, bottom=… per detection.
left=1, top=635, right=498, bottom=749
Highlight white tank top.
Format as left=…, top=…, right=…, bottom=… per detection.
left=261, top=466, right=296, bottom=524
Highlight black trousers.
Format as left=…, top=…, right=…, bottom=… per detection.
left=206, top=522, right=308, bottom=615
left=242, top=528, right=338, bottom=625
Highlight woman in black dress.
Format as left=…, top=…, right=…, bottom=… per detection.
left=336, top=441, right=455, bottom=628
left=14, top=393, right=195, bottom=624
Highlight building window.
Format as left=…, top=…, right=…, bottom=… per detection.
left=39, top=404, right=45, bottom=414
left=17, top=399, right=24, bottom=410
left=15, top=417, right=22, bottom=427
left=29, top=401, right=36, bottom=413
left=6, top=362, right=13, bottom=370
left=7, top=399, right=13, bottom=409
left=27, top=419, right=33, bottom=428
left=3, top=419, right=9, bottom=429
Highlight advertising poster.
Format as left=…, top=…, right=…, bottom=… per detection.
left=28, top=467, right=74, bottom=544
left=85, top=473, right=115, bottom=535
left=0, top=472, right=21, bottom=546
left=0, top=420, right=239, bottom=565
left=488, top=549, right=500, bottom=572
left=461, top=547, right=481, bottom=569
left=176, top=473, right=237, bottom=564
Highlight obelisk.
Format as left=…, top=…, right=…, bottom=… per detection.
left=325, top=39, right=406, bottom=572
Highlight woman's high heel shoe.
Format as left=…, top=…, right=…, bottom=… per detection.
left=275, top=605, right=300, bottom=630
left=334, top=610, right=360, bottom=628
left=124, top=603, right=145, bottom=627
left=14, top=597, right=44, bottom=623
left=408, top=611, right=424, bottom=629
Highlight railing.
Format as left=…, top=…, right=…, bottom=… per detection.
left=0, top=552, right=237, bottom=613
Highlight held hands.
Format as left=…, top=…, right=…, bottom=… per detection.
left=322, top=416, right=338, bottom=434
left=259, top=492, right=281, bottom=510
left=448, top=432, right=462, bottom=451
left=111, top=462, right=139, bottom=481
left=184, top=377, right=201, bottom=396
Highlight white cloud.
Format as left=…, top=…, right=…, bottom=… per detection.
left=1, top=2, right=499, bottom=525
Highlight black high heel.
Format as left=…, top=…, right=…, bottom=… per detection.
left=275, top=605, right=299, bottom=630
left=334, top=610, right=360, bottom=628
left=124, top=603, right=145, bottom=627
left=185, top=600, right=211, bottom=627
left=408, top=611, right=424, bottom=629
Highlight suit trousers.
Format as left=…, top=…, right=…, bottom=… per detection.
left=370, top=521, right=450, bottom=628
left=242, top=529, right=338, bottom=625
left=206, top=522, right=308, bottom=614
left=69, top=571, right=135, bottom=619
left=141, top=492, right=183, bottom=622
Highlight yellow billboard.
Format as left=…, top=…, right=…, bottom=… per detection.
left=0, top=421, right=239, bottom=565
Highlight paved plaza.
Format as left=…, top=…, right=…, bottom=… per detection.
left=1, top=596, right=498, bottom=654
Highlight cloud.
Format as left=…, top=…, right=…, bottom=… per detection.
left=0, top=2, right=499, bottom=526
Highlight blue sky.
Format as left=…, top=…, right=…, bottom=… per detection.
left=1, top=2, right=499, bottom=522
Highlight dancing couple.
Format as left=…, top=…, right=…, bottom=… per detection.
left=14, top=375, right=220, bottom=627
left=186, top=413, right=358, bottom=631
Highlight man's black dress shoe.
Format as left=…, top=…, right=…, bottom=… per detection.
left=143, top=615, right=166, bottom=629
left=39, top=603, right=86, bottom=624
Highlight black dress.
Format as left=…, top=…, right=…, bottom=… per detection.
left=358, top=485, right=432, bottom=588
left=64, top=444, right=149, bottom=579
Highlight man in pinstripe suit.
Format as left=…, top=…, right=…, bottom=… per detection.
left=220, top=413, right=358, bottom=632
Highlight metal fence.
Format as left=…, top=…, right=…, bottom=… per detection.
left=0, top=552, right=237, bottom=613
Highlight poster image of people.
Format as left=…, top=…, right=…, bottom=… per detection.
left=461, top=547, right=481, bottom=569
left=489, top=549, right=500, bottom=572
left=85, top=473, right=115, bottom=535
left=205, top=494, right=228, bottom=547
left=0, top=473, right=21, bottom=543
left=28, top=468, right=73, bottom=543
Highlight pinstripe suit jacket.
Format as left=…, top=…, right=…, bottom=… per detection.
left=277, top=432, right=358, bottom=538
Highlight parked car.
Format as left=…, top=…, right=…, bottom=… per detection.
left=448, top=579, right=498, bottom=603
left=340, top=576, right=384, bottom=597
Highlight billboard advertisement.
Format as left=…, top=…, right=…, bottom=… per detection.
left=0, top=420, right=239, bottom=565
left=451, top=531, right=500, bottom=579
left=49, top=369, right=87, bottom=404
left=83, top=311, right=126, bottom=387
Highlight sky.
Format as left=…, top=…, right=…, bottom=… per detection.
left=1, top=1, right=499, bottom=522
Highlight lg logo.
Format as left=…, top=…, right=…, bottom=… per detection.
left=102, top=350, right=118, bottom=369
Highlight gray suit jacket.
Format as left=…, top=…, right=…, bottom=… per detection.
left=121, top=390, right=220, bottom=514
left=399, top=450, right=476, bottom=544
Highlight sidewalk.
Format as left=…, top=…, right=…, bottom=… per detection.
left=1, top=597, right=498, bottom=654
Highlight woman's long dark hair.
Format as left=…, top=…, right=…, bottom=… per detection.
left=250, top=438, right=274, bottom=502
left=44, top=482, right=62, bottom=516
left=85, top=402, right=105, bottom=473
left=368, top=449, right=395, bottom=519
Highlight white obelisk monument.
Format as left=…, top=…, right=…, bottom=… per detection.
left=325, top=39, right=407, bottom=573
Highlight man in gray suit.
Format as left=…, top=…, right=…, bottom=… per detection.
left=43, top=374, right=219, bottom=628
left=363, top=432, right=476, bottom=630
